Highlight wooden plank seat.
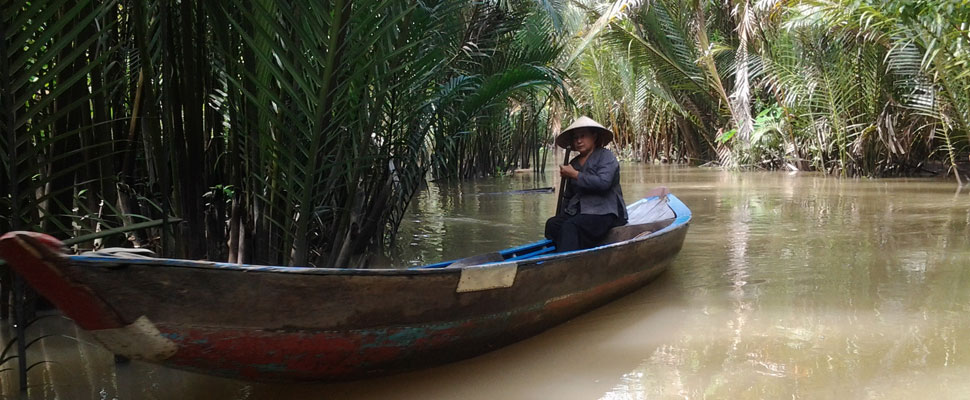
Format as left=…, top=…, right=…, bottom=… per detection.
left=599, top=218, right=675, bottom=245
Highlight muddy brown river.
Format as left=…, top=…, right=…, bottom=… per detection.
left=2, top=165, right=968, bottom=399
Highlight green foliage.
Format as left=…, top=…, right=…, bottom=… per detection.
left=2, top=0, right=569, bottom=266
left=4, top=0, right=967, bottom=268
left=570, top=0, right=740, bottom=163
left=567, top=0, right=968, bottom=178
left=0, top=0, right=168, bottom=251
left=428, top=1, right=569, bottom=180
left=768, top=0, right=970, bottom=176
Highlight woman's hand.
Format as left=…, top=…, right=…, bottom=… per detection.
left=559, top=164, right=579, bottom=179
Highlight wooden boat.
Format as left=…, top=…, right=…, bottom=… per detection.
left=0, top=193, right=690, bottom=382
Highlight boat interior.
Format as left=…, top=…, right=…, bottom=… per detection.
left=418, top=194, right=678, bottom=269
left=68, top=193, right=682, bottom=271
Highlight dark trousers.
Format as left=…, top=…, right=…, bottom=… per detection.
left=545, top=213, right=620, bottom=252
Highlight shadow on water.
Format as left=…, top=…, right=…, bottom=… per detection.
left=317, top=272, right=689, bottom=400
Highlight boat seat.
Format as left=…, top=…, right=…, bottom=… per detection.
left=599, top=218, right=675, bottom=245
left=598, top=192, right=677, bottom=245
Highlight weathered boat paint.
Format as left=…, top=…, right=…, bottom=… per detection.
left=0, top=195, right=691, bottom=382
left=144, top=261, right=668, bottom=381
left=0, top=233, right=125, bottom=330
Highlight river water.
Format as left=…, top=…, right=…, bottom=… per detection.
left=2, top=165, right=969, bottom=399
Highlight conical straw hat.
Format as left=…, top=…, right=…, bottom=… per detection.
left=554, top=116, right=614, bottom=149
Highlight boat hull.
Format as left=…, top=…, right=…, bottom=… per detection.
left=0, top=198, right=690, bottom=382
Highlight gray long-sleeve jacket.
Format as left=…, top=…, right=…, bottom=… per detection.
left=562, top=147, right=628, bottom=223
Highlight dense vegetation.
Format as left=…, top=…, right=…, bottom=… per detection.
left=571, top=0, right=969, bottom=179
left=1, top=0, right=569, bottom=266
left=2, top=0, right=968, bottom=265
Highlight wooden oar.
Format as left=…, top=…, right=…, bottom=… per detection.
left=555, top=148, right=571, bottom=216
left=475, top=187, right=554, bottom=196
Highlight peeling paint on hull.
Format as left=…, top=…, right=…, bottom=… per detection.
left=155, top=264, right=665, bottom=381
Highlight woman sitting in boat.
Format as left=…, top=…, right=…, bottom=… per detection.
left=545, top=116, right=628, bottom=252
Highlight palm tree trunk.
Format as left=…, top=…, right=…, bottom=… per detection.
left=228, top=194, right=242, bottom=263
left=292, top=0, right=354, bottom=266
left=49, top=4, right=86, bottom=238
left=88, top=12, right=119, bottom=240
left=0, top=9, right=18, bottom=232
left=177, top=0, right=208, bottom=259
left=730, top=0, right=754, bottom=144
